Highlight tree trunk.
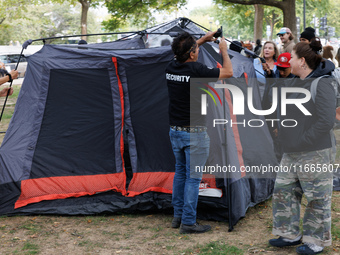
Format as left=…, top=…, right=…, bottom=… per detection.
left=254, top=4, right=264, bottom=42
left=281, top=0, right=297, bottom=42
left=269, top=10, right=277, bottom=41
left=79, top=0, right=90, bottom=41
left=223, top=0, right=297, bottom=41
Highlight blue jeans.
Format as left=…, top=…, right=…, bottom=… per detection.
left=169, top=128, right=210, bottom=225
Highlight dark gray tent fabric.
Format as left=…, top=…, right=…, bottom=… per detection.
left=70, top=37, right=145, bottom=50
left=30, top=68, right=116, bottom=179
left=0, top=44, right=174, bottom=182
left=0, top=18, right=283, bottom=229
left=334, top=171, right=340, bottom=191
left=0, top=44, right=176, bottom=214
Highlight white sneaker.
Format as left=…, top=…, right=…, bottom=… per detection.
left=306, top=243, right=323, bottom=252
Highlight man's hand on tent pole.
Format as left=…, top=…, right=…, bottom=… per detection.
left=197, top=30, right=218, bottom=46
left=219, top=37, right=227, bottom=52
left=9, top=70, right=19, bottom=80
left=0, top=70, right=18, bottom=86
left=218, top=37, right=233, bottom=79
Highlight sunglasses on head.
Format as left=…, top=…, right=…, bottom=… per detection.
left=186, top=42, right=197, bottom=54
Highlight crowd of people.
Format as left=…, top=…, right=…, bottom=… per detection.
left=166, top=26, right=338, bottom=255
left=233, top=27, right=338, bottom=255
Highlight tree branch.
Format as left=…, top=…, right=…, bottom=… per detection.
left=155, top=2, right=171, bottom=11
left=121, top=0, right=144, bottom=20
left=264, top=16, right=269, bottom=24
left=223, top=0, right=284, bottom=9
left=0, top=17, right=5, bottom=25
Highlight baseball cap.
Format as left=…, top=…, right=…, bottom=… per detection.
left=277, top=27, right=292, bottom=35
left=274, top=52, right=291, bottom=68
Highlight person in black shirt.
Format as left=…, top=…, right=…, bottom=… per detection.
left=254, top=39, right=262, bottom=55
left=166, top=31, right=233, bottom=234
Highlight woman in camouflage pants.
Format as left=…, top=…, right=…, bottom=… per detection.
left=269, top=38, right=336, bottom=255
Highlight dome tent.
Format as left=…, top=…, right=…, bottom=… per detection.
left=0, top=18, right=278, bottom=231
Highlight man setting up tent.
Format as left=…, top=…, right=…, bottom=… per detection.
left=166, top=30, right=233, bottom=234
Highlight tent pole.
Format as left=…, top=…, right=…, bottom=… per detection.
left=227, top=167, right=233, bottom=231
left=223, top=86, right=233, bottom=232
left=188, top=20, right=210, bottom=32
left=146, top=19, right=180, bottom=33
left=217, top=33, right=234, bottom=231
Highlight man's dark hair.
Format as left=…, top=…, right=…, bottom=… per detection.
left=171, top=32, right=196, bottom=63
left=78, top=39, right=87, bottom=45
left=294, top=37, right=323, bottom=70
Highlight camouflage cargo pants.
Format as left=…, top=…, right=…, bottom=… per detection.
left=272, top=148, right=333, bottom=247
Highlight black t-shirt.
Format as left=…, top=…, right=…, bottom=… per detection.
left=166, top=59, right=220, bottom=126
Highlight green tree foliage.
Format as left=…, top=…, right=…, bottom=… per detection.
left=295, top=0, right=340, bottom=38
left=327, top=0, right=340, bottom=37
left=192, top=2, right=255, bottom=41
left=213, top=0, right=339, bottom=40
left=188, top=6, right=217, bottom=32
left=0, top=0, right=32, bottom=25
left=103, top=0, right=187, bottom=31
left=209, top=1, right=282, bottom=41
left=50, top=0, right=100, bottom=8
left=218, top=3, right=255, bottom=40
left=0, top=2, right=100, bottom=45
left=0, top=0, right=32, bottom=44
left=216, top=0, right=297, bottom=39
left=49, top=0, right=101, bottom=39
left=295, top=0, right=330, bottom=31
left=262, top=6, right=282, bottom=40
